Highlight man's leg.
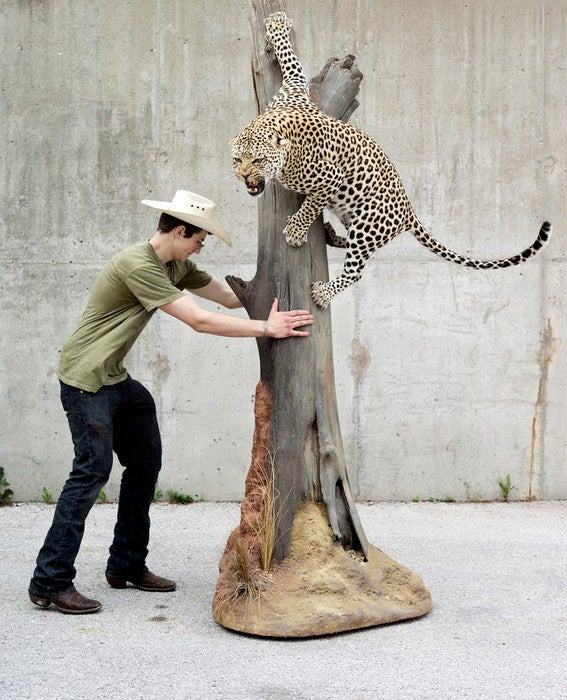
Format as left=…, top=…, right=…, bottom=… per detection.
left=105, top=377, right=174, bottom=591
left=29, top=382, right=118, bottom=612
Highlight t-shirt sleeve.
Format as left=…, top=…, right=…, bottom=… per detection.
left=176, top=262, right=212, bottom=291
left=124, top=265, right=185, bottom=312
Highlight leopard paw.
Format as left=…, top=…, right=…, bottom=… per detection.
left=285, top=233, right=308, bottom=247
left=265, top=12, right=292, bottom=43
left=283, top=218, right=308, bottom=247
left=311, top=281, right=332, bottom=309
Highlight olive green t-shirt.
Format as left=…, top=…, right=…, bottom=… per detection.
left=58, top=241, right=212, bottom=392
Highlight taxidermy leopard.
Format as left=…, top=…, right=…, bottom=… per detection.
left=231, top=12, right=551, bottom=309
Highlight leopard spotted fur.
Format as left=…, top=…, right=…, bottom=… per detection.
left=231, top=12, right=551, bottom=308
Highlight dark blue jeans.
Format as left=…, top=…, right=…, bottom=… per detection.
left=29, top=377, right=162, bottom=596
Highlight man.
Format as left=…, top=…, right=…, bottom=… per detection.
left=29, top=190, right=313, bottom=614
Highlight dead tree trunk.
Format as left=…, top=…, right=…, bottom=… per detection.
left=213, top=0, right=432, bottom=637
left=227, top=0, right=368, bottom=564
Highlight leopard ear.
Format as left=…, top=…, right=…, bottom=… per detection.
left=269, top=133, right=289, bottom=148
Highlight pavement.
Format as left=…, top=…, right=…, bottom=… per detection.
left=0, top=500, right=565, bottom=700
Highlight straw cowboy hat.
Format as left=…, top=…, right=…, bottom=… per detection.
left=141, top=190, right=232, bottom=245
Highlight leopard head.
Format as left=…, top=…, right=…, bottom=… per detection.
left=231, top=121, right=290, bottom=196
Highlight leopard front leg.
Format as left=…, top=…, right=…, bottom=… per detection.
left=284, top=208, right=313, bottom=247
left=285, top=203, right=331, bottom=247
left=282, top=163, right=344, bottom=247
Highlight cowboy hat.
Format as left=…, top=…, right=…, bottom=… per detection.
left=141, top=190, right=232, bottom=245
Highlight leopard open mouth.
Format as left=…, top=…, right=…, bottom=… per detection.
left=246, top=178, right=265, bottom=196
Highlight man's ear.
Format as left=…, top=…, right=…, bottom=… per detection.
left=174, top=225, right=186, bottom=238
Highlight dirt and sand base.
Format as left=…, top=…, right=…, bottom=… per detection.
left=213, top=500, right=432, bottom=638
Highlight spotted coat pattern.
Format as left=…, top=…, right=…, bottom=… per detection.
left=231, top=12, right=551, bottom=308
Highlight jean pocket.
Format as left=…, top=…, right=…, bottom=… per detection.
left=59, top=382, right=84, bottom=413
left=60, top=381, right=69, bottom=413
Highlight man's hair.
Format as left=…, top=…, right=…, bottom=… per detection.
left=158, top=212, right=201, bottom=237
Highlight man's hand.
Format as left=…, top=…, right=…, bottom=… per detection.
left=265, top=298, right=313, bottom=338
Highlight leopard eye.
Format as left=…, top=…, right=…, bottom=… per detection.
left=252, top=158, right=264, bottom=165
left=233, top=157, right=242, bottom=164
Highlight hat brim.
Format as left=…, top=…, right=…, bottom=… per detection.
left=141, top=199, right=232, bottom=246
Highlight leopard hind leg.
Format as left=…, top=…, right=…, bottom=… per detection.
left=311, top=246, right=368, bottom=308
left=312, top=219, right=401, bottom=308
left=265, top=12, right=310, bottom=106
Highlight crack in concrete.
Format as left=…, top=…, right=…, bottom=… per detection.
left=528, top=319, right=558, bottom=500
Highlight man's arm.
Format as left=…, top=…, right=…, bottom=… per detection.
left=190, top=278, right=242, bottom=309
left=160, top=295, right=312, bottom=339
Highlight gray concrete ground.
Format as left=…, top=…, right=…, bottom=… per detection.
left=1, top=500, right=565, bottom=699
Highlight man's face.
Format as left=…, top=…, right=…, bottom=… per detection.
left=175, top=229, right=208, bottom=261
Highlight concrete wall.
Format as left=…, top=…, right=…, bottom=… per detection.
left=1, top=0, right=565, bottom=503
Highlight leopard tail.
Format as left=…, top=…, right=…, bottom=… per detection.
left=409, top=218, right=551, bottom=269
